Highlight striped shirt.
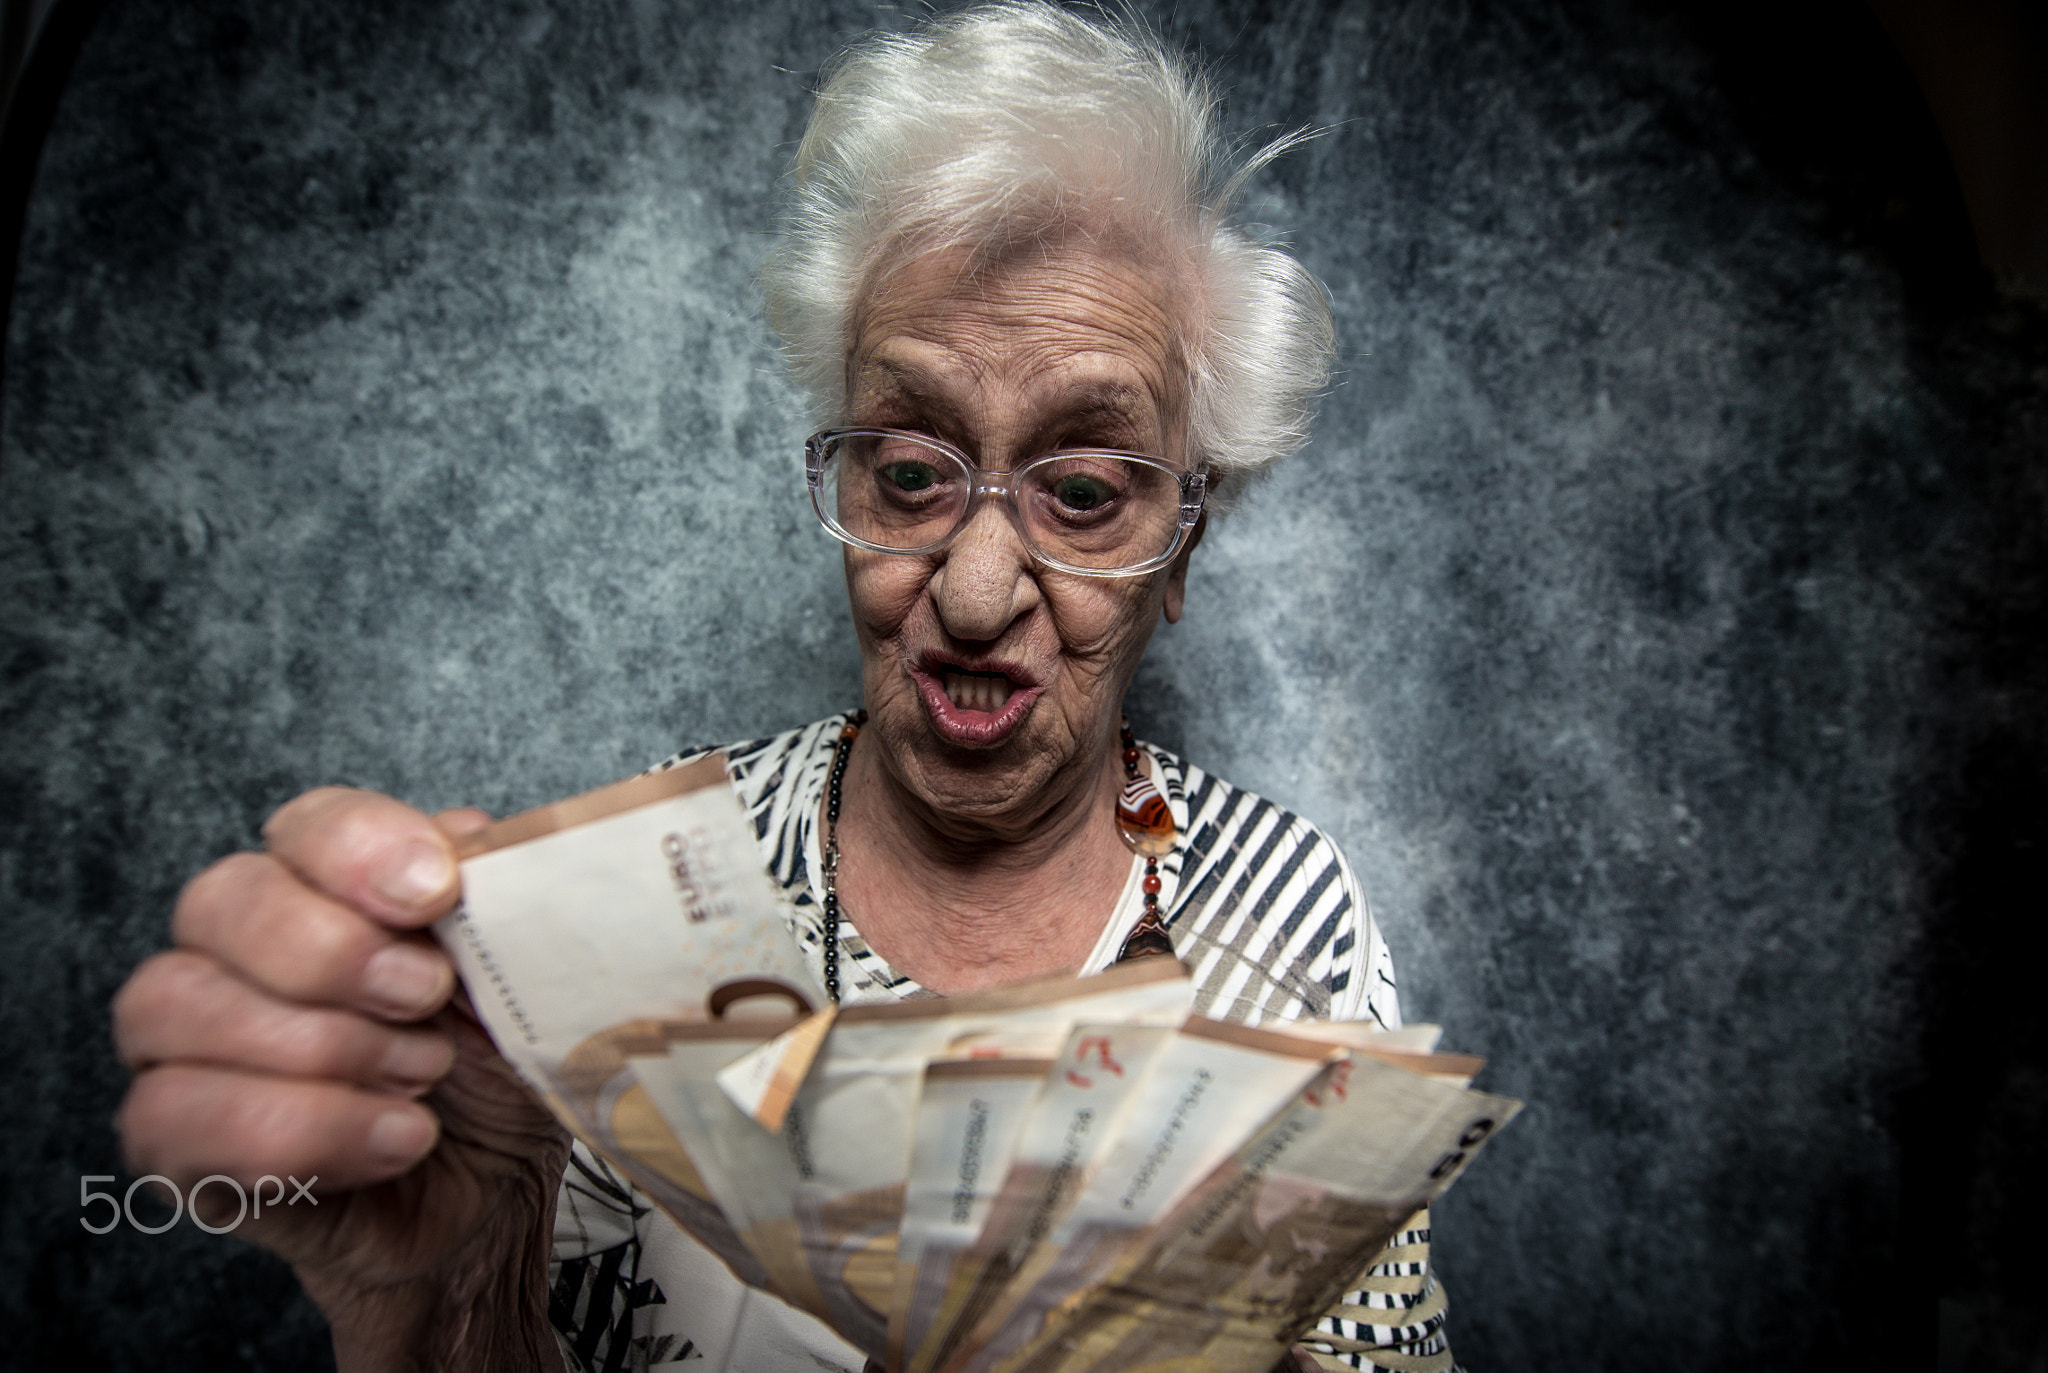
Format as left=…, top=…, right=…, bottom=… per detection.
left=550, top=714, right=1455, bottom=1372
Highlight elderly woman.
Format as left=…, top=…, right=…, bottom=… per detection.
left=111, top=5, right=1446, bottom=1371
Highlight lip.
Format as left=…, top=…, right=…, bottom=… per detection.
left=909, top=655, right=1045, bottom=747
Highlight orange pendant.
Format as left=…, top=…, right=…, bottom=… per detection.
left=1115, top=773, right=1175, bottom=857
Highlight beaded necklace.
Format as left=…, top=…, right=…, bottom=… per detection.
left=817, top=711, right=1178, bottom=1003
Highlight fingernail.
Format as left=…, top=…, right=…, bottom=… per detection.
left=381, top=1032, right=456, bottom=1087
left=362, top=943, right=449, bottom=1017
left=375, top=841, right=454, bottom=910
left=367, top=1107, right=436, bottom=1165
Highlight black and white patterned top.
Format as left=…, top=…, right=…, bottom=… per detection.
left=548, top=714, right=1455, bottom=1373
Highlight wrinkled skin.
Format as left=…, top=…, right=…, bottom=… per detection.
left=113, top=790, right=568, bottom=1367
left=831, top=242, right=1203, bottom=993
left=110, top=242, right=1276, bottom=1367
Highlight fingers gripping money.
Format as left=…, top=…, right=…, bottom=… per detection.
left=115, top=756, right=1519, bottom=1372
left=108, top=8, right=1529, bottom=1370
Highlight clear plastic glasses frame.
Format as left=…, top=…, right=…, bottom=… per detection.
left=805, top=427, right=1207, bottom=578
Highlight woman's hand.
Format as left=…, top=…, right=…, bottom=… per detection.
left=112, top=788, right=569, bottom=1367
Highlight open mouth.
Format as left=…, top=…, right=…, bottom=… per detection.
left=911, top=658, right=1044, bottom=746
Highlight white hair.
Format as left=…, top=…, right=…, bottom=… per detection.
left=761, top=1, right=1335, bottom=512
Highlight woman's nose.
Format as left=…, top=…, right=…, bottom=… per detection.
left=928, top=496, right=1037, bottom=641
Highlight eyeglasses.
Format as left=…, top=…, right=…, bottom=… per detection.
left=805, top=428, right=1206, bottom=578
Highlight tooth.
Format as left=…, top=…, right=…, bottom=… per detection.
left=937, top=670, right=1017, bottom=713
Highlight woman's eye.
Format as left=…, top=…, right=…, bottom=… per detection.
left=880, top=461, right=940, bottom=492
left=1052, top=475, right=1115, bottom=511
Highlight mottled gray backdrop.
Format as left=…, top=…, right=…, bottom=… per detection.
left=3, top=0, right=2043, bottom=1368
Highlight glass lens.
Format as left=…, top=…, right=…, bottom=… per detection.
left=818, top=432, right=970, bottom=551
left=1018, top=454, right=1183, bottom=571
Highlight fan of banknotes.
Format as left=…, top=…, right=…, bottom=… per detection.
left=438, top=757, right=1520, bottom=1373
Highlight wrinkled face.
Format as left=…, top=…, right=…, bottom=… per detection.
left=844, top=244, right=1196, bottom=829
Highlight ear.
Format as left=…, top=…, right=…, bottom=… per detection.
left=1161, top=514, right=1206, bottom=625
